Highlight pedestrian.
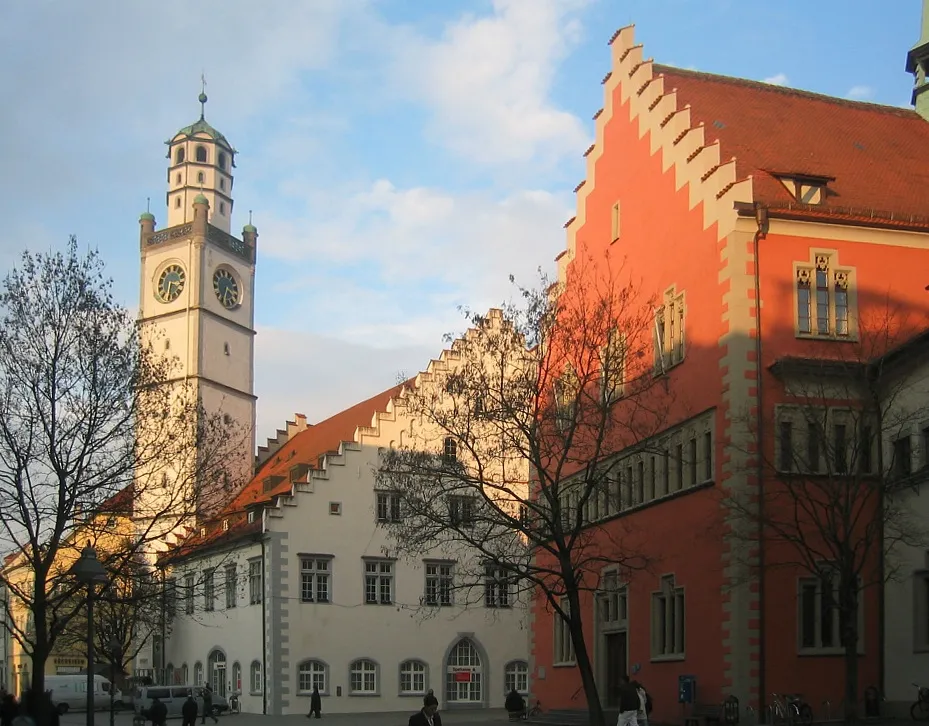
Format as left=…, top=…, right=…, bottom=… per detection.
left=616, top=675, right=639, bottom=726
left=409, top=694, right=441, bottom=726
left=182, top=692, right=198, bottom=726
left=0, top=692, right=17, bottom=726
left=149, top=696, right=168, bottom=726
left=306, top=686, right=322, bottom=719
left=200, top=685, right=218, bottom=725
left=631, top=681, right=651, bottom=726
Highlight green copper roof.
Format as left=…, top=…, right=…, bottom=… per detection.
left=171, top=116, right=231, bottom=146
left=194, top=193, right=209, bottom=205
left=139, top=212, right=155, bottom=221
left=243, top=223, right=257, bottom=234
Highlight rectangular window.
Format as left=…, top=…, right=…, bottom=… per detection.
left=703, top=431, right=713, bottom=481
left=651, top=575, right=685, bottom=658
left=796, top=258, right=851, bottom=339
left=203, top=569, right=215, bottom=612
left=601, top=328, right=625, bottom=404
left=894, top=436, right=913, bottom=479
left=859, top=425, right=873, bottom=474
left=376, top=491, right=402, bottom=523
left=807, top=423, right=820, bottom=473
left=248, top=559, right=262, bottom=605
left=597, top=573, right=628, bottom=626
left=484, top=565, right=510, bottom=608
left=649, top=456, right=657, bottom=500
left=797, top=275, right=812, bottom=334
left=833, top=424, right=847, bottom=474
left=184, top=574, right=194, bottom=615
left=224, top=564, right=236, bottom=609
left=425, top=562, right=453, bottom=607
left=301, top=557, right=331, bottom=603
left=922, top=426, right=929, bottom=469
left=816, top=267, right=830, bottom=335
left=653, top=309, right=666, bottom=373
left=553, top=369, right=579, bottom=431
left=688, top=437, right=697, bottom=487
left=798, top=569, right=864, bottom=653
left=662, top=448, right=670, bottom=496
left=553, top=598, right=576, bottom=664
left=364, top=560, right=394, bottom=605
left=165, top=579, right=177, bottom=618
left=611, top=201, right=621, bottom=242
left=914, top=572, right=929, bottom=651
left=624, top=466, right=633, bottom=508
left=675, top=443, right=684, bottom=491
left=636, top=461, right=644, bottom=504
left=443, top=437, right=458, bottom=463
left=779, top=421, right=794, bottom=472
left=448, top=496, right=475, bottom=527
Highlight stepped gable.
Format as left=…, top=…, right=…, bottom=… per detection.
left=656, top=64, right=929, bottom=224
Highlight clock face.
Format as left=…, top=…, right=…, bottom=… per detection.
left=213, top=268, right=240, bottom=309
left=156, top=264, right=186, bottom=303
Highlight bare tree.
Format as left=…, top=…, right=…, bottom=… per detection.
left=0, top=238, right=242, bottom=705
left=724, top=313, right=929, bottom=722
left=377, top=260, right=674, bottom=726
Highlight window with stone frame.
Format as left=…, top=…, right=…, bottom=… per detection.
left=913, top=570, right=929, bottom=652
left=364, top=559, right=394, bottom=605
left=651, top=574, right=685, bottom=659
left=797, top=565, right=864, bottom=654
left=597, top=571, right=628, bottom=628
left=349, top=659, right=378, bottom=695
left=399, top=660, right=427, bottom=695
left=224, top=564, right=236, bottom=609
left=424, top=561, right=453, bottom=607
left=448, top=495, right=475, bottom=527
left=484, top=564, right=511, bottom=608
left=553, top=597, right=576, bottom=665
left=298, top=660, right=327, bottom=695
left=248, top=559, right=262, bottom=605
left=553, top=366, right=580, bottom=431
left=165, top=579, right=177, bottom=618
left=795, top=253, right=852, bottom=338
left=301, top=556, right=332, bottom=603
left=653, top=288, right=685, bottom=373
left=601, top=327, right=625, bottom=405
left=184, top=574, right=195, bottom=615
left=203, top=569, right=215, bottom=612
left=250, top=660, right=262, bottom=694
left=504, top=661, right=529, bottom=695
left=443, top=437, right=458, bottom=463
left=893, top=434, right=914, bottom=480
left=376, top=490, right=402, bottom=523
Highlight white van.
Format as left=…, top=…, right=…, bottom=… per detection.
left=134, top=685, right=228, bottom=720
left=45, top=674, right=117, bottom=713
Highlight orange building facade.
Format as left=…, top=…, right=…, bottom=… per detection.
left=529, top=24, right=929, bottom=724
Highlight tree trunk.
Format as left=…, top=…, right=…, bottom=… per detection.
left=30, top=598, right=51, bottom=726
left=841, top=583, right=859, bottom=723
left=565, top=585, right=606, bottom=726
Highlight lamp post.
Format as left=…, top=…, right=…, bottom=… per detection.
left=108, top=637, right=122, bottom=726
left=69, top=543, right=109, bottom=726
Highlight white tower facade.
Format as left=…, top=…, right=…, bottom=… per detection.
left=137, top=92, right=258, bottom=523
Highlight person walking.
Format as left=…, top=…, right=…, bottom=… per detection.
left=200, top=685, right=218, bottom=725
left=148, top=696, right=168, bottom=726
left=182, top=693, right=198, bottom=726
left=631, top=681, right=651, bottom=726
left=409, top=695, right=441, bottom=726
left=306, top=686, right=322, bottom=719
left=616, top=675, right=640, bottom=726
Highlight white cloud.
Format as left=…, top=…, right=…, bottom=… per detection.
left=254, top=327, right=434, bottom=442
left=254, top=180, right=573, bottom=347
left=385, top=0, right=591, bottom=166
left=846, top=85, right=873, bottom=100
left=763, top=73, right=789, bottom=86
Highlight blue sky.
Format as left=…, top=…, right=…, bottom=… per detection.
left=0, top=0, right=921, bottom=444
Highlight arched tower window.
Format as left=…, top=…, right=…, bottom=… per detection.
left=219, top=152, right=227, bottom=170
left=176, top=147, right=185, bottom=164
left=196, top=145, right=208, bottom=163
left=197, top=172, right=205, bottom=184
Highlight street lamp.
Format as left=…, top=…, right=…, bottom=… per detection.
left=108, top=637, right=122, bottom=726
left=69, top=543, right=109, bottom=726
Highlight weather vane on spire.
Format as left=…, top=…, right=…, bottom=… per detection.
left=198, top=72, right=208, bottom=120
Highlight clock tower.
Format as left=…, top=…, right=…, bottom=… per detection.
left=137, top=90, right=258, bottom=524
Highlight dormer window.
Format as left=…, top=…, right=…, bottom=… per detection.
left=176, top=148, right=185, bottom=164
left=775, top=173, right=834, bottom=205
left=196, top=145, right=208, bottom=163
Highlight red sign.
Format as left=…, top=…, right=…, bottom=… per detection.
left=454, top=671, right=471, bottom=683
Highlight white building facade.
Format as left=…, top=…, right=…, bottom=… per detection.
left=881, top=330, right=929, bottom=717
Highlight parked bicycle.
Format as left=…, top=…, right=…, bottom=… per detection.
left=522, top=700, right=543, bottom=720
left=911, top=683, right=929, bottom=720
left=770, top=693, right=813, bottom=725
left=228, top=692, right=240, bottom=715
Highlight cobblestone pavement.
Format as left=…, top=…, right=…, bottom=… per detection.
left=61, top=708, right=512, bottom=726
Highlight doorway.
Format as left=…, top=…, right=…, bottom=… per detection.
left=604, top=632, right=627, bottom=708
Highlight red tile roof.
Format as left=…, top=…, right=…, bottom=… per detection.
left=654, top=65, right=929, bottom=226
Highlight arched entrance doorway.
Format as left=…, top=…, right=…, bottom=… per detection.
left=207, top=649, right=226, bottom=698
left=445, top=638, right=482, bottom=704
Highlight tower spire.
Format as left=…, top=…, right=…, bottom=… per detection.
left=199, top=73, right=208, bottom=120
left=907, top=0, right=929, bottom=120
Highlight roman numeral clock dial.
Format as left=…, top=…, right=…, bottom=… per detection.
left=212, top=268, right=240, bottom=310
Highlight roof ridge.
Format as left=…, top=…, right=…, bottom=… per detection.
left=653, top=64, right=917, bottom=118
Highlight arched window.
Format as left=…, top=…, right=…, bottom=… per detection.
left=208, top=649, right=226, bottom=697
left=446, top=638, right=482, bottom=703
left=220, top=178, right=225, bottom=190
left=349, top=659, right=378, bottom=695
left=175, top=197, right=181, bottom=209
left=297, top=660, right=327, bottom=695
left=231, top=662, right=241, bottom=694
left=196, top=145, right=207, bottom=163
left=443, top=437, right=457, bottom=463
left=249, top=661, right=262, bottom=694
left=219, top=152, right=227, bottom=170
left=399, top=660, right=427, bottom=695
left=220, top=202, right=226, bottom=215
left=175, top=173, right=181, bottom=184
left=197, top=171, right=205, bottom=184
left=182, top=663, right=189, bottom=684
left=194, top=661, right=203, bottom=686
left=176, top=148, right=185, bottom=164
left=504, top=660, right=528, bottom=695
left=165, top=663, right=175, bottom=685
